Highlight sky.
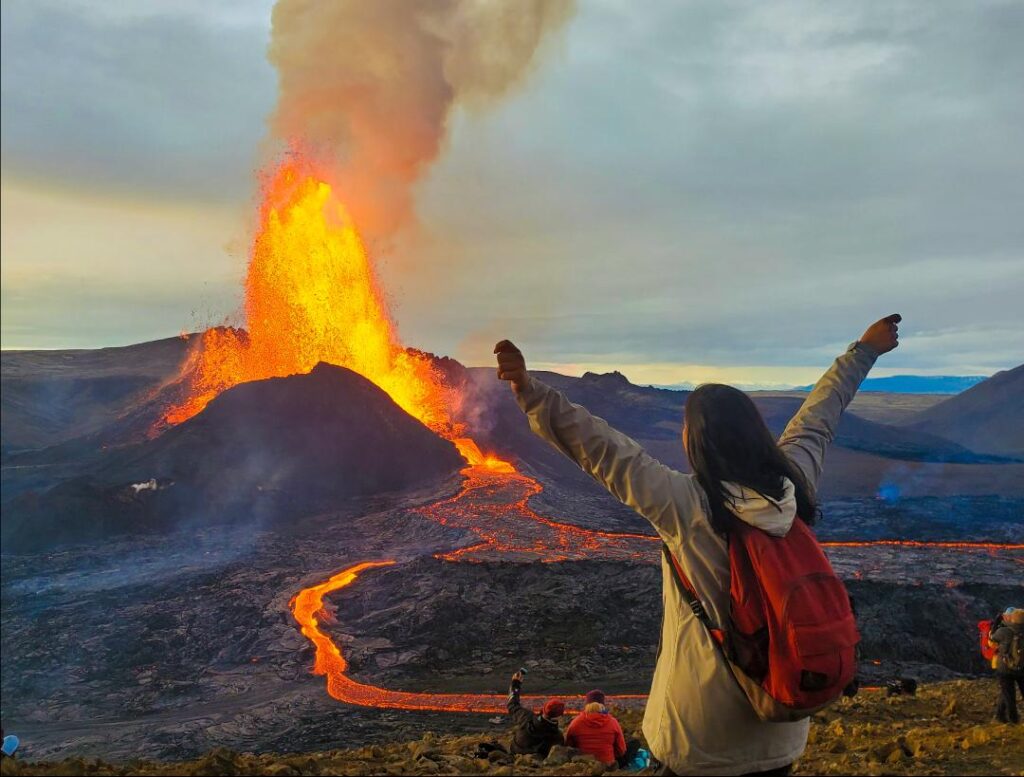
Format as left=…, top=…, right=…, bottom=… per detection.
left=2, top=0, right=1022, bottom=387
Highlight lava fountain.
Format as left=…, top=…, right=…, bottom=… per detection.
left=164, top=159, right=506, bottom=470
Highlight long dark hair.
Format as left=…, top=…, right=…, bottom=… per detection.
left=684, top=384, right=816, bottom=534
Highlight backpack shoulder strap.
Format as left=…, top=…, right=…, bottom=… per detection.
left=662, top=543, right=725, bottom=646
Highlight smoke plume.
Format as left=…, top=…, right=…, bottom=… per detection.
left=268, top=0, right=575, bottom=239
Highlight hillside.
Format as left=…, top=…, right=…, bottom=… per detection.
left=3, top=342, right=1023, bottom=552
left=454, top=366, right=1024, bottom=502
left=0, top=336, right=191, bottom=454
left=1, top=364, right=464, bottom=552
left=2, top=679, right=1019, bottom=776
left=906, top=364, right=1024, bottom=458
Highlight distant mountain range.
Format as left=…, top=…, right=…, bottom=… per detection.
left=652, top=375, right=988, bottom=394
left=797, top=375, right=988, bottom=394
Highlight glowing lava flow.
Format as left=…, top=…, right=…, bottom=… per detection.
left=290, top=556, right=645, bottom=713
left=418, top=466, right=653, bottom=564
left=819, top=539, right=1024, bottom=551
left=290, top=560, right=509, bottom=712
left=290, top=471, right=1022, bottom=714
left=290, top=460, right=1023, bottom=712
left=288, top=463, right=653, bottom=712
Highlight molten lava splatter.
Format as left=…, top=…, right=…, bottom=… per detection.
left=163, top=160, right=507, bottom=473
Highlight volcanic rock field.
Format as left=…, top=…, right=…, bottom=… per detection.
left=1, top=337, right=1022, bottom=761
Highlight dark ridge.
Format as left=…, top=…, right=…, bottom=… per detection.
left=906, top=364, right=1024, bottom=458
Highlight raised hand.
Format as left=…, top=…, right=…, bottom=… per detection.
left=494, top=340, right=529, bottom=394
left=859, top=314, right=902, bottom=355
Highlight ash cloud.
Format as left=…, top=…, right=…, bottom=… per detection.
left=267, top=0, right=574, bottom=240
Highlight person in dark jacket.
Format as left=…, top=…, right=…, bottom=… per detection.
left=989, top=608, right=1024, bottom=723
left=507, top=671, right=564, bottom=757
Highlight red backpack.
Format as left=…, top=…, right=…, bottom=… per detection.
left=979, top=620, right=996, bottom=662
left=665, top=515, right=860, bottom=722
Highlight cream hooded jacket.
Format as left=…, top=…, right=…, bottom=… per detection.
left=515, top=342, right=878, bottom=776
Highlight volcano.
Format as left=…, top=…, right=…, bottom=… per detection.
left=1, top=363, right=464, bottom=552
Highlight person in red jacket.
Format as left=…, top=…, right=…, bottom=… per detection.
left=565, top=690, right=628, bottom=766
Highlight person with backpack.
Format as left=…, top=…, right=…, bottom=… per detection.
left=989, top=607, right=1024, bottom=723
left=506, top=670, right=565, bottom=757
left=494, top=314, right=901, bottom=776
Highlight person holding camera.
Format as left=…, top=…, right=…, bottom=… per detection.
left=507, top=670, right=565, bottom=757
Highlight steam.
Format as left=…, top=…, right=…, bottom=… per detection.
left=268, top=0, right=575, bottom=239
left=451, top=366, right=503, bottom=438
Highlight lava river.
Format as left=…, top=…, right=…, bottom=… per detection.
left=288, top=461, right=652, bottom=713
left=289, top=460, right=1023, bottom=713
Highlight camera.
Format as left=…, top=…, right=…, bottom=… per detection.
left=885, top=677, right=918, bottom=697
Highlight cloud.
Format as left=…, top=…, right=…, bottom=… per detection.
left=404, top=0, right=1024, bottom=374
left=0, top=0, right=275, bottom=202
left=0, top=179, right=243, bottom=348
left=2, top=0, right=1021, bottom=377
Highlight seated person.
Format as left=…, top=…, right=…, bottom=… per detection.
left=564, top=689, right=632, bottom=766
left=507, top=671, right=565, bottom=757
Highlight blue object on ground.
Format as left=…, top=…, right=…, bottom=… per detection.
left=629, top=747, right=650, bottom=770
left=1, top=734, right=18, bottom=756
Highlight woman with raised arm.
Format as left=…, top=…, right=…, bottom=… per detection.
left=494, top=315, right=901, bottom=777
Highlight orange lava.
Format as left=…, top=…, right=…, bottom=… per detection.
left=288, top=462, right=653, bottom=712
left=419, top=465, right=653, bottom=564
left=451, top=438, right=516, bottom=474
left=290, top=472, right=1022, bottom=714
left=290, top=557, right=645, bottom=713
left=819, top=539, right=1024, bottom=551
left=162, top=159, right=508, bottom=471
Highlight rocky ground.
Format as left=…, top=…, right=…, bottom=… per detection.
left=2, top=680, right=1021, bottom=776
left=2, top=487, right=1019, bottom=762
left=324, top=555, right=1019, bottom=694
left=0, top=479, right=485, bottom=761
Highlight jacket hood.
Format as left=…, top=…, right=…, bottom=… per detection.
left=579, top=711, right=616, bottom=729
left=721, top=478, right=797, bottom=537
